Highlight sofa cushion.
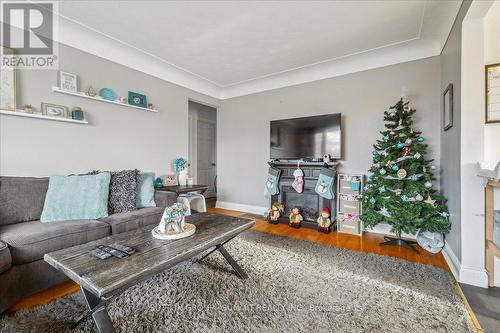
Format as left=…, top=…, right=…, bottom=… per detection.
left=41, top=173, right=111, bottom=223
left=0, top=176, right=49, bottom=226
left=108, top=169, right=139, bottom=214
left=154, top=190, right=177, bottom=208
left=0, top=219, right=110, bottom=264
left=0, top=241, right=11, bottom=274
left=136, top=172, right=156, bottom=208
left=99, top=207, right=164, bottom=234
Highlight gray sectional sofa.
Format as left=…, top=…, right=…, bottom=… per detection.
left=0, top=176, right=177, bottom=313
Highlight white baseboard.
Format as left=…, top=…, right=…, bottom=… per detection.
left=216, top=201, right=268, bottom=216
left=459, top=265, right=488, bottom=288
left=442, top=241, right=461, bottom=281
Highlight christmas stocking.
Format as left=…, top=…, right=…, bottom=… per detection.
left=292, top=167, right=304, bottom=193
left=315, top=167, right=335, bottom=199
left=265, top=167, right=282, bottom=196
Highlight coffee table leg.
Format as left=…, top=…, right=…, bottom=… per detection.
left=80, top=286, right=116, bottom=333
left=217, top=245, right=248, bottom=279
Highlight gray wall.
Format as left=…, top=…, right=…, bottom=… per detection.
left=218, top=57, right=441, bottom=209
left=0, top=43, right=219, bottom=176
left=440, top=0, right=472, bottom=263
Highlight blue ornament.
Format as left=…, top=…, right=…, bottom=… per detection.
left=378, top=186, right=385, bottom=193
left=369, top=197, right=376, bottom=204
left=383, top=135, right=389, bottom=142
left=410, top=174, right=418, bottom=181
left=363, top=185, right=370, bottom=191
left=391, top=164, right=399, bottom=171
left=396, top=142, right=405, bottom=149
left=417, top=136, right=424, bottom=143
left=401, top=195, right=409, bottom=201
left=154, top=177, right=164, bottom=188
left=372, top=151, right=379, bottom=157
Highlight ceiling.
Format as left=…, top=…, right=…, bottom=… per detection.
left=52, top=1, right=462, bottom=99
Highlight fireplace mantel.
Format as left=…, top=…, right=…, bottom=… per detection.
left=271, top=161, right=338, bottom=229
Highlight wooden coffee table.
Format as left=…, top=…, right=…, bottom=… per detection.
left=44, top=213, right=255, bottom=333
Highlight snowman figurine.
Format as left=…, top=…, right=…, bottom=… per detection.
left=289, top=207, right=303, bottom=228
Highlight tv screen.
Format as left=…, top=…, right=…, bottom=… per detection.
left=270, top=113, right=341, bottom=160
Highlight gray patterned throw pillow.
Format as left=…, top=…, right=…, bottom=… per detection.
left=108, top=169, right=139, bottom=214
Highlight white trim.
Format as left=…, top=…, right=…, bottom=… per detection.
left=459, top=265, right=489, bottom=288
left=216, top=201, right=268, bottom=216
left=442, top=241, right=461, bottom=281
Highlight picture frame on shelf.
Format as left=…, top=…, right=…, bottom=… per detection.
left=162, top=174, right=178, bottom=186
left=486, top=63, right=500, bottom=124
left=59, top=71, right=78, bottom=93
left=443, top=83, right=453, bottom=131
left=128, top=91, right=147, bottom=108
left=41, top=103, right=69, bottom=118
left=0, top=46, right=16, bottom=111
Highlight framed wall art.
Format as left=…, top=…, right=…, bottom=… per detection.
left=443, top=83, right=453, bottom=131
left=128, top=91, right=147, bottom=108
left=59, top=71, right=78, bottom=92
left=41, top=103, right=69, bottom=118
left=486, top=63, right=500, bottom=123
left=0, top=46, right=16, bottom=111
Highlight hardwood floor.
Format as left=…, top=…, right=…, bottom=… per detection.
left=5, top=207, right=450, bottom=315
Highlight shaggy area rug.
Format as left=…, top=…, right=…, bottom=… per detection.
left=0, top=230, right=474, bottom=333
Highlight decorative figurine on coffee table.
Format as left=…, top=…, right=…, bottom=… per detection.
left=267, top=202, right=284, bottom=224
left=152, top=203, right=195, bottom=240
left=317, top=207, right=332, bottom=234
left=289, top=207, right=303, bottom=228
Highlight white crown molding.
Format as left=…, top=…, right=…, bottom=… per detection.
left=56, top=16, right=222, bottom=99
left=50, top=0, right=459, bottom=100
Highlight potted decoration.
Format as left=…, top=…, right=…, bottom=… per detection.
left=174, top=157, right=189, bottom=186
left=152, top=203, right=195, bottom=240
left=289, top=207, right=303, bottom=228
left=23, top=104, right=33, bottom=113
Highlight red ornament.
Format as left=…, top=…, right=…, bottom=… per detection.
left=403, top=147, right=411, bottom=155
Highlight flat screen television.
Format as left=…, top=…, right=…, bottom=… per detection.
left=270, top=113, right=341, bottom=160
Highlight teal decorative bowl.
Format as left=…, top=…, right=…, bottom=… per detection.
left=99, top=88, right=117, bottom=101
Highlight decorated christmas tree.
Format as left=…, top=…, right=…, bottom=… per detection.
left=361, top=99, right=450, bottom=251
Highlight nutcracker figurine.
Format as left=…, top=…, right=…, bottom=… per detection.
left=289, top=207, right=303, bottom=228
left=317, top=207, right=332, bottom=233
left=267, top=202, right=284, bottom=224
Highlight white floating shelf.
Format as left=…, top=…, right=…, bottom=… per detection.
left=52, top=87, right=159, bottom=113
left=0, top=110, right=89, bottom=124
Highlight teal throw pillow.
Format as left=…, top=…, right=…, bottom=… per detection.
left=41, top=173, right=111, bottom=222
left=136, top=172, right=156, bottom=208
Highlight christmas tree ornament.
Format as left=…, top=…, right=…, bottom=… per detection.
left=425, top=181, right=432, bottom=188
left=363, top=185, right=370, bottom=191
left=390, top=131, right=395, bottom=135
left=401, top=195, right=409, bottom=201
left=378, top=186, right=385, bottom=193
left=397, top=168, right=407, bottom=178
left=315, top=167, right=335, bottom=199
left=417, top=136, right=425, bottom=142
left=379, top=168, right=386, bottom=175
left=385, top=161, right=392, bottom=167
left=369, top=197, right=376, bottom=204
left=391, top=164, right=400, bottom=171
left=396, top=142, right=405, bottom=149
left=292, top=166, right=304, bottom=193
left=372, top=151, right=379, bottom=157
left=414, top=152, right=422, bottom=159
left=415, top=194, right=424, bottom=201
left=378, top=207, right=391, bottom=217
left=430, top=165, right=437, bottom=170
left=383, top=135, right=389, bottom=142
left=265, top=167, right=282, bottom=196
left=409, top=174, right=418, bottom=181
left=424, top=195, right=436, bottom=207
left=403, top=147, right=411, bottom=155
left=439, top=212, right=450, bottom=218
left=395, top=189, right=402, bottom=196
left=405, top=138, right=412, bottom=145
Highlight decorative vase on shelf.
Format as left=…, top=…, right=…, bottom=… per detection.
left=178, top=169, right=188, bottom=186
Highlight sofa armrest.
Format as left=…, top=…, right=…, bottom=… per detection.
left=154, top=190, right=177, bottom=208
left=0, top=241, right=12, bottom=274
